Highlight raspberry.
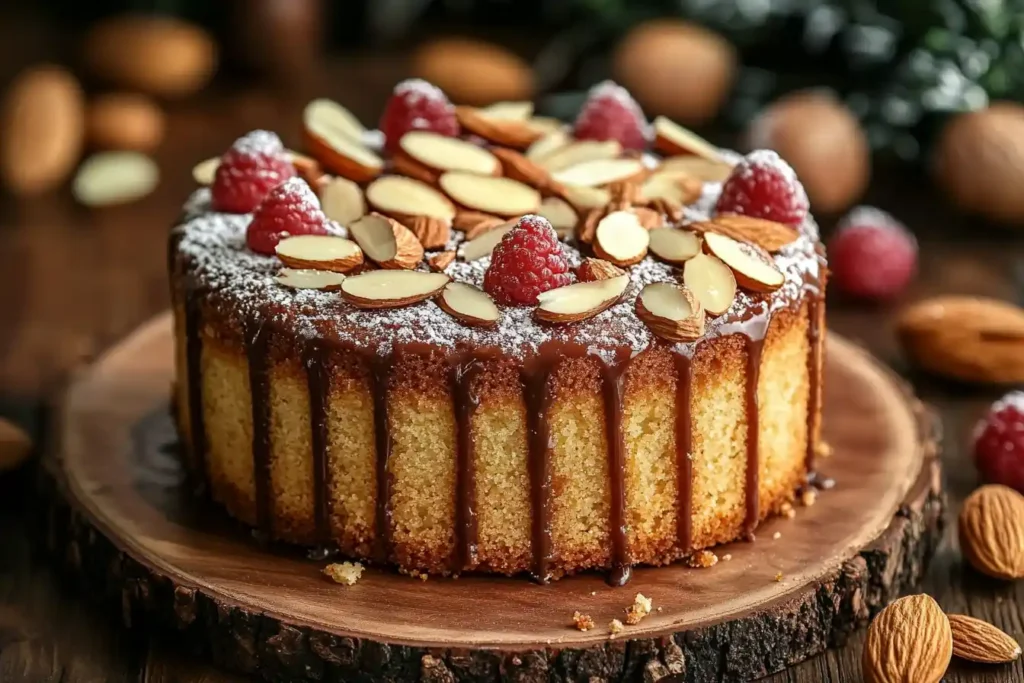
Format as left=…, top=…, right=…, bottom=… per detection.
left=379, top=78, right=459, bottom=154
left=715, top=150, right=809, bottom=226
left=573, top=80, right=648, bottom=151
left=483, top=215, right=572, bottom=306
left=973, top=391, right=1024, bottom=494
left=246, top=177, right=330, bottom=255
left=211, top=130, right=296, bottom=214
left=827, top=206, right=917, bottom=300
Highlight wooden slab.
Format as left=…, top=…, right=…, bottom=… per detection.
left=41, top=313, right=944, bottom=683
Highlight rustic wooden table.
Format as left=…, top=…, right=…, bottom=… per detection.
left=1, top=19, right=1023, bottom=682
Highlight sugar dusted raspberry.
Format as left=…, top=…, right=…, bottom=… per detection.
left=246, top=177, right=330, bottom=255
left=211, top=130, right=296, bottom=214
left=715, top=150, right=809, bottom=226
left=973, top=391, right=1024, bottom=494
left=827, top=206, right=917, bottom=301
left=379, top=78, right=459, bottom=154
left=573, top=80, right=648, bottom=151
left=483, top=215, right=572, bottom=306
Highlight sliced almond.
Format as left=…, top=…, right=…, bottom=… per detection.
left=458, top=222, right=514, bottom=261
left=455, top=106, right=543, bottom=150
left=576, top=258, right=624, bottom=282
left=399, top=131, right=500, bottom=176
left=391, top=151, right=439, bottom=185
left=649, top=228, right=701, bottom=265
left=561, top=184, right=611, bottom=213
left=690, top=213, right=799, bottom=253
left=365, top=175, right=456, bottom=221
left=304, top=110, right=382, bottom=183
left=404, top=215, right=451, bottom=250
left=428, top=251, right=456, bottom=272
left=552, top=158, right=645, bottom=188
left=304, top=98, right=366, bottom=143
left=453, top=211, right=506, bottom=238
left=320, top=176, right=365, bottom=226
left=439, top=172, right=541, bottom=217
left=537, top=196, right=577, bottom=238
left=636, top=283, right=705, bottom=342
left=192, top=156, right=219, bottom=185
left=631, top=206, right=666, bottom=231
left=275, top=268, right=347, bottom=291
left=683, top=252, right=737, bottom=316
left=652, top=116, right=723, bottom=162
left=526, top=129, right=570, bottom=162
left=491, top=147, right=562, bottom=195
left=348, top=213, right=424, bottom=269
left=436, top=282, right=500, bottom=327
left=641, top=171, right=703, bottom=206
left=703, top=231, right=784, bottom=293
left=538, top=139, right=622, bottom=172
left=291, top=153, right=323, bottom=188
left=535, top=275, right=629, bottom=324
left=528, top=116, right=564, bottom=134
left=659, top=155, right=734, bottom=183
left=948, top=614, right=1022, bottom=663
left=275, top=235, right=364, bottom=273
left=479, top=101, right=533, bottom=119
left=593, top=210, right=650, bottom=267
left=340, top=270, right=450, bottom=309
left=73, top=151, right=158, bottom=207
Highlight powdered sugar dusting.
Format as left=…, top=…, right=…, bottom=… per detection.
left=738, top=149, right=810, bottom=213
left=232, top=130, right=286, bottom=157
left=838, top=205, right=911, bottom=237
left=275, top=177, right=322, bottom=211
left=585, top=80, right=646, bottom=123
left=393, top=78, right=449, bottom=106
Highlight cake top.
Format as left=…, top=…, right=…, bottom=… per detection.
left=173, top=81, right=825, bottom=360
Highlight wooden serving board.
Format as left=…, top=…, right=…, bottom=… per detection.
left=41, top=313, right=944, bottom=683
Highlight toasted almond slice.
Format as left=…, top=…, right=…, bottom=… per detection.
left=404, top=215, right=451, bottom=250
left=192, top=156, right=219, bottom=185
left=636, top=283, right=705, bottom=342
left=562, top=184, right=611, bottom=213
left=365, top=175, right=456, bottom=221
left=649, top=228, right=701, bottom=265
left=632, top=206, right=667, bottom=230
left=348, top=213, right=424, bottom=269
left=692, top=213, right=799, bottom=253
left=683, top=252, right=737, bottom=316
left=340, top=270, right=450, bottom=309
left=526, top=129, right=571, bottom=162
left=491, top=147, right=560, bottom=194
left=658, top=155, right=734, bottom=183
left=291, top=153, right=323, bottom=187
left=437, top=282, right=501, bottom=327
left=391, top=151, right=439, bottom=185
left=535, top=274, right=629, bottom=324
left=275, top=235, right=364, bottom=272
left=538, top=196, right=578, bottom=238
left=641, top=171, right=703, bottom=205
left=73, top=152, right=159, bottom=207
left=552, top=158, right=645, bottom=188
left=455, top=106, right=543, bottom=150
left=399, top=131, right=501, bottom=176
left=428, top=251, right=456, bottom=272
left=593, top=210, right=650, bottom=267
left=458, top=222, right=515, bottom=261
left=304, top=111, right=382, bottom=183
left=320, top=176, right=365, bottom=225
left=439, top=172, right=541, bottom=217
left=479, top=101, right=534, bottom=119
left=275, top=268, right=347, bottom=291
left=538, top=139, right=622, bottom=172
left=528, top=116, right=564, bottom=134
left=304, top=98, right=366, bottom=143
left=703, top=231, right=784, bottom=293
left=652, top=116, right=723, bottom=162
left=576, top=258, right=624, bottom=282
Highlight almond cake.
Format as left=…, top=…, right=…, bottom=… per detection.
left=168, top=80, right=827, bottom=584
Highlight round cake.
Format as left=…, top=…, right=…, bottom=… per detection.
left=169, top=80, right=827, bottom=583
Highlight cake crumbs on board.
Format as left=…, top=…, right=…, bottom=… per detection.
left=323, top=561, right=364, bottom=585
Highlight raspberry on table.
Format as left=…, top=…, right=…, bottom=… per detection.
left=573, top=80, right=649, bottom=151
left=827, top=206, right=917, bottom=301
left=715, top=149, right=809, bottom=226
left=246, top=177, right=330, bottom=255
left=973, top=391, right=1024, bottom=495
left=483, top=215, right=572, bottom=306
left=379, top=78, right=459, bottom=154
left=211, top=130, right=296, bottom=214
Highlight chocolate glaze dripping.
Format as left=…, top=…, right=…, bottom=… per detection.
left=371, top=349, right=393, bottom=564
left=245, top=317, right=273, bottom=537
left=742, top=336, right=764, bottom=540
left=600, top=349, right=632, bottom=587
left=805, top=295, right=823, bottom=473
left=524, top=359, right=555, bottom=584
left=183, top=295, right=207, bottom=486
left=452, top=354, right=484, bottom=572
left=304, top=340, right=331, bottom=547
left=674, top=352, right=694, bottom=553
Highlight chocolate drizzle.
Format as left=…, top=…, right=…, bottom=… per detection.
left=452, top=355, right=484, bottom=571
left=742, top=336, right=764, bottom=540
left=600, top=350, right=632, bottom=587
left=523, top=358, right=555, bottom=583
left=304, top=340, right=331, bottom=545
left=371, top=350, right=393, bottom=563
left=245, top=317, right=273, bottom=537
left=183, top=296, right=207, bottom=482
left=674, top=353, right=694, bottom=553
left=805, top=296, right=822, bottom=472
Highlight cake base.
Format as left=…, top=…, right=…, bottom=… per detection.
left=41, top=313, right=944, bottom=683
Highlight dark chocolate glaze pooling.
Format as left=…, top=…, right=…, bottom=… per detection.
left=452, top=354, right=484, bottom=571
left=245, top=317, right=273, bottom=537
left=523, top=358, right=555, bottom=583
left=304, top=340, right=331, bottom=545
left=600, top=349, right=633, bottom=587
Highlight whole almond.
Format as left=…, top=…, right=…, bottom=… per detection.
left=862, top=594, right=951, bottom=683
left=897, top=296, right=1024, bottom=384
left=0, top=418, right=32, bottom=472
left=948, top=614, right=1021, bottom=663
left=958, top=484, right=1024, bottom=580
left=576, top=258, right=625, bottom=282
left=86, top=93, right=165, bottom=152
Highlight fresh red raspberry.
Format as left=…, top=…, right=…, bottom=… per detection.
left=211, top=130, right=296, bottom=214
left=379, top=78, right=459, bottom=154
left=715, top=149, right=809, bottom=226
left=973, top=392, right=1024, bottom=494
left=483, top=215, right=572, bottom=306
left=246, top=177, right=330, bottom=255
left=827, top=206, right=917, bottom=300
left=573, top=80, right=648, bottom=151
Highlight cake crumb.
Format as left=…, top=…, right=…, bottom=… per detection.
left=609, top=619, right=624, bottom=637
left=781, top=502, right=796, bottom=519
left=685, top=550, right=719, bottom=568
left=590, top=591, right=597, bottom=596
left=323, top=561, right=364, bottom=586
left=625, top=593, right=653, bottom=625
left=816, top=441, right=833, bottom=459
left=773, top=531, right=782, bottom=540
left=573, top=611, right=595, bottom=632
left=721, top=553, right=732, bottom=561
left=801, top=488, right=817, bottom=507
left=774, top=572, right=783, bottom=582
